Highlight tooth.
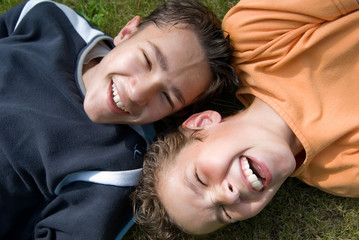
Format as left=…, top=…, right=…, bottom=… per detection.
left=243, top=162, right=250, bottom=169
left=113, top=95, right=120, bottom=103
left=252, top=181, right=263, bottom=190
left=244, top=169, right=253, bottom=176
left=241, top=156, right=264, bottom=191
left=116, top=102, right=124, bottom=108
left=248, top=174, right=258, bottom=183
left=241, top=157, right=250, bottom=166
left=111, top=83, right=128, bottom=112
left=112, top=83, right=119, bottom=95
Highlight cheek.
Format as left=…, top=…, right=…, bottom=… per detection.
left=198, top=158, right=222, bottom=180
left=104, top=49, right=137, bottom=74
left=144, top=100, right=171, bottom=120
left=230, top=198, right=272, bottom=221
left=182, top=79, right=209, bottom=103
left=195, top=144, right=227, bottom=179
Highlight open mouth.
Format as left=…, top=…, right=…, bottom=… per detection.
left=112, top=83, right=128, bottom=112
left=240, top=156, right=267, bottom=191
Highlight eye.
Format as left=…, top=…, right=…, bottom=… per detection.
left=195, top=170, right=207, bottom=186
left=142, top=50, right=152, bottom=70
left=162, top=92, right=174, bottom=109
left=222, top=205, right=232, bottom=221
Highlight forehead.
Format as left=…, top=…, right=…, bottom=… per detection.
left=158, top=151, right=225, bottom=234
left=134, top=23, right=202, bottom=55
left=135, top=24, right=208, bottom=68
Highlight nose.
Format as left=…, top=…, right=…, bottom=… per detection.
left=127, top=75, right=162, bottom=107
left=215, top=180, right=240, bottom=205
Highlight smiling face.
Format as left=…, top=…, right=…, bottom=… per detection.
left=157, top=110, right=297, bottom=234
left=83, top=18, right=211, bottom=124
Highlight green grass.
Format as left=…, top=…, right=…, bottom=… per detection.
left=124, top=177, right=359, bottom=240
left=1, top=1, right=358, bottom=240
left=0, top=0, right=233, bottom=37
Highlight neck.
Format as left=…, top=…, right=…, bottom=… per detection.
left=242, top=97, right=303, bottom=155
left=82, top=58, right=101, bottom=89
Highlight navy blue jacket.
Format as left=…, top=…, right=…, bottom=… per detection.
left=0, top=1, right=149, bottom=239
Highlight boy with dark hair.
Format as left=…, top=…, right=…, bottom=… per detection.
left=132, top=0, right=359, bottom=239
left=0, top=0, right=236, bottom=239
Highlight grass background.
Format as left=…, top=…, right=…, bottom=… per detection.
left=1, top=0, right=358, bottom=239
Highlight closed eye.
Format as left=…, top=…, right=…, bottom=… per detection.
left=162, top=92, right=174, bottom=109
left=195, top=170, right=207, bottom=186
left=142, top=50, right=152, bottom=70
left=222, top=206, right=232, bottom=221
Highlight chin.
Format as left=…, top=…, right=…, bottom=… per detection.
left=86, top=114, right=104, bottom=123
left=83, top=107, right=105, bottom=124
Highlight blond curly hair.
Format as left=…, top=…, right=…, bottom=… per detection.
left=131, top=126, right=203, bottom=240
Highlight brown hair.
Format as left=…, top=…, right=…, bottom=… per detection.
left=131, top=127, right=202, bottom=240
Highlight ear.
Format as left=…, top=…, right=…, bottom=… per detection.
left=114, top=16, right=141, bottom=46
left=182, top=110, right=222, bottom=130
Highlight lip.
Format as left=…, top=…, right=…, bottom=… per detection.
left=240, top=156, right=271, bottom=192
left=107, top=80, right=129, bottom=115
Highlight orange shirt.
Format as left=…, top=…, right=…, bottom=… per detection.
left=223, top=0, right=359, bottom=197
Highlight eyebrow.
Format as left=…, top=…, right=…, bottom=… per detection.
left=172, top=86, right=185, bottom=105
left=148, top=40, right=168, bottom=71
left=147, top=41, right=185, bottom=105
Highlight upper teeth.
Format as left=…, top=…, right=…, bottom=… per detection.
left=241, top=157, right=263, bottom=191
left=112, top=83, right=128, bottom=112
